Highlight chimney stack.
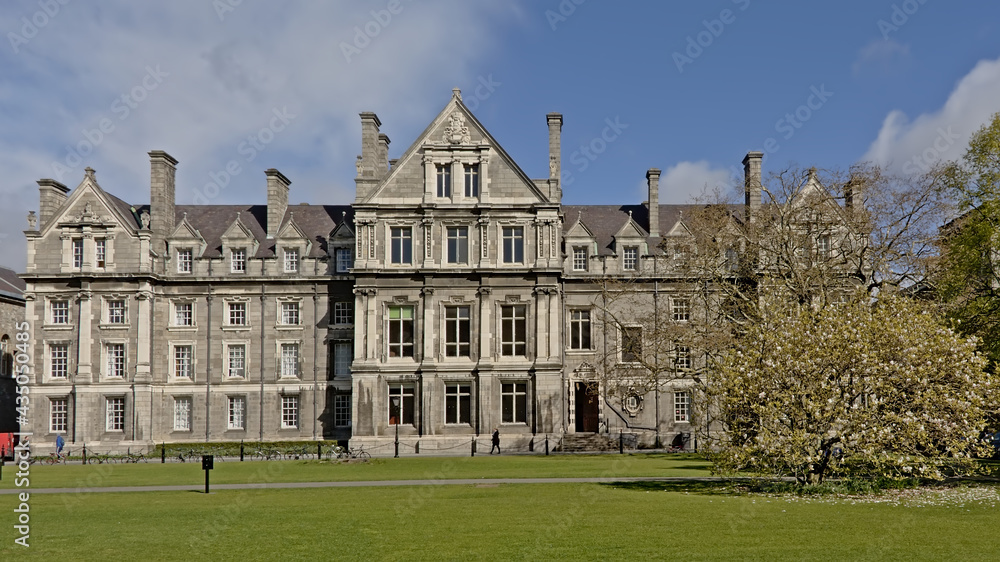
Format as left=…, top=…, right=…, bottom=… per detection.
left=377, top=133, right=391, bottom=177
left=743, top=151, right=763, bottom=212
left=547, top=113, right=563, bottom=200
left=355, top=112, right=381, bottom=202
left=37, top=179, right=69, bottom=230
left=265, top=168, right=291, bottom=239
left=149, top=150, right=178, bottom=245
left=646, top=168, right=661, bottom=237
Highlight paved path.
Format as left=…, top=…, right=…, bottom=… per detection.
left=1, top=476, right=727, bottom=495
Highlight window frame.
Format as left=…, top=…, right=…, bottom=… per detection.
left=334, top=247, right=353, bottom=273
left=173, top=396, right=192, bottom=431
left=572, top=247, right=588, bottom=271
left=173, top=344, right=194, bottom=379
left=333, top=341, right=352, bottom=376
left=436, top=163, right=452, bottom=198
left=173, top=302, right=194, bottom=327
left=72, top=238, right=84, bottom=269
left=280, top=301, right=300, bottom=326
left=227, top=395, right=246, bottom=430
left=281, top=395, right=299, bottom=429
left=107, top=299, right=127, bottom=325
left=500, top=304, right=527, bottom=357
left=333, top=301, right=353, bottom=325
left=50, top=300, right=70, bottom=325
left=105, top=342, right=126, bottom=378
left=105, top=396, right=125, bottom=432
left=176, top=248, right=193, bottom=273
left=464, top=163, right=479, bottom=197
left=621, top=325, right=643, bottom=364
left=95, top=238, right=107, bottom=269
left=283, top=248, right=299, bottom=273
left=444, top=306, right=471, bottom=357
left=672, top=297, right=691, bottom=322
left=388, top=383, right=415, bottom=426
left=446, top=226, right=469, bottom=265
left=279, top=342, right=300, bottom=378
left=502, top=226, right=525, bottom=264
left=390, top=226, right=413, bottom=265
left=226, top=343, right=247, bottom=378
left=50, top=397, right=68, bottom=433
left=674, top=391, right=690, bottom=423
left=49, top=343, right=69, bottom=380
left=228, top=301, right=247, bottom=327
left=334, top=394, right=351, bottom=427
left=387, top=305, right=415, bottom=358
left=501, top=382, right=528, bottom=424
left=231, top=248, right=247, bottom=273
left=623, top=246, right=638, bottom=271
left=569, top=309, right=592, bottom=350
left=444, top=383, right=472, bottom=425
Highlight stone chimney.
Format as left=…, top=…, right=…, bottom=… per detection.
left=37, top=179, right=69, bottom=230
left=845, top=173, right=863, bottom=212
left=547, top=113, right=563, bottom=200
left=149, top=150, right=178, bottom=243
left=377, top=133, right=391, bottom=178
left=266, top=168, right=291, bottom=239
left=646, top=168, right=661, bottom=237
left=743, top=151, right=763, bottom=212
left=355, top=112, right=382, bottom=202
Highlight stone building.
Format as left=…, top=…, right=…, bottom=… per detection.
left=1, top=266, right=27, bottom=437
left=22, top=90, right=788, bottom=454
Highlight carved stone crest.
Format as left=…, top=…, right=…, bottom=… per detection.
left=443, top=111, right=471, bottom=145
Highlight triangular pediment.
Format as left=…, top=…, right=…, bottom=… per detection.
left=614, top=214, right=648, bottom=240
left=329, top=215, right=354, bottom=240
left=168, top=214, right=205, bottom=243
left=220, top=212, right=254, bottom=242
left=664, top=219, right=692, bottom=237
left=565, top=213, right=596, bottom=240
left=363, top=92, right=551, bottom=205
left=276, top=214, right=308, bottom=241
left=45, top=171, right=137, bottom=236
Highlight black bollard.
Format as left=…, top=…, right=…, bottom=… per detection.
left=471, top=439, right=476, bottom=457
left=619, top=430, right=624, bottom=454
left=545, top=435, right=549, bottom=456
left=161, top=443, right=166, bottom=464
left=240, top=440, right=245, bottom=462
left=317, top=442, right=322, bottom=460
left=83, top=444, right=87, bottom=465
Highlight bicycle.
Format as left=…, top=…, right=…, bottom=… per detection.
left=44, top=452, right=67, bottom=465
left=124, top=451, right=147, bottom=463
left=336, top=445, right=371, bottom=461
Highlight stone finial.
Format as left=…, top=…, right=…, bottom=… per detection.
left=140, top=210, right=150, bottom=229
left=27, top=211, right=37, bottom=229
left=85, top=167, right=95, bottom=180
left=452, top=87, right=462, bottom=100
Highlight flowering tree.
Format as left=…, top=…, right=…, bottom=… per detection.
left=700, top=294, right=995, bottom=484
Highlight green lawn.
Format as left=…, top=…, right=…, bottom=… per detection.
left=0, top=453, right=710, bottom=489
left=3, top=482, right=998, bottom=560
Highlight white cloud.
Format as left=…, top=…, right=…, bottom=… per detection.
left=852, top=39, right=910, bottom=76
left=862, top=56, right=1000, bottom=175
left=0, top=1, right=522, bottom=270
left=657, top=160, right=733, bottom=204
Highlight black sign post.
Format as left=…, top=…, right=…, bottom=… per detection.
left=202, top=455, right=214, bottom=494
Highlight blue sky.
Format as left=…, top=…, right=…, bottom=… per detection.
left=2, top=0, right=1000, bottom=270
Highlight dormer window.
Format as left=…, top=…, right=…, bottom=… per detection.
left=177, top=249, right=193, bottom=273
left=284, top=249, right=299, bottom=273
left=436, top=164, right=451, bottom=197
left=335, top=248, right=352, bottom=273
left=572, top=247, right=588, bottom=271
left=464, top=163, right=479, bottom=197
left=95, top=238, right=107, bottom=268
left=231, top=248, right=246, bottom=273
left=623, top=246, right=638, bottom=271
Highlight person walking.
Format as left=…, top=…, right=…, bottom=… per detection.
left=490, top=428, right=500, bottom=454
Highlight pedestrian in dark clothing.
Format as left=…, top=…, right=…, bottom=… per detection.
left=490, top=428, right=500, bottom=454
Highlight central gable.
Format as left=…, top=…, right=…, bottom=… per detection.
left=363, top=92, right=551, bottom=206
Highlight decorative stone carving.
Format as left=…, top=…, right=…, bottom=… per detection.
left=549, top=156, right=558, bottom=178
left=443, top=111, right=471, bottom=145
left=27, top=211, right=36, bottom=229
left=140, top=211, right=151, bottom=229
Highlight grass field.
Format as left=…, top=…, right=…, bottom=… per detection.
left=0, top=453, right=709, bottom=489
left=2, top=455, right=998, bottom=560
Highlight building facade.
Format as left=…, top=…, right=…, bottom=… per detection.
left=22, top=91, right=776, bottom=454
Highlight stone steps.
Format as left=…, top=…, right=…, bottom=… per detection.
left=558, top=433, right=618, bottom=453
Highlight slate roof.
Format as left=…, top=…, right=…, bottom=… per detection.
left=562, top=204, right=735, bottom=255
left=0, top=266, right=25, bottom=302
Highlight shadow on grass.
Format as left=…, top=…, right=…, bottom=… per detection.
left=600, top=480, right=736, bottom=496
